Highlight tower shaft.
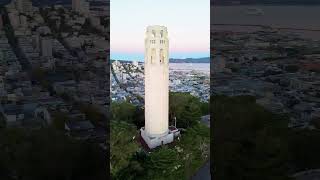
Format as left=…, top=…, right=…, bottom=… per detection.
left=144, top=25, right=169, bottom=137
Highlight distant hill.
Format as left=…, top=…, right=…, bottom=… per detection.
left=212, top=0, right=320, bottom=5
left=169, top=57, right=210, bottom=63
left=111, top=59, right=133, bottom=63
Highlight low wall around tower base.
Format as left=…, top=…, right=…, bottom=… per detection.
left=140, top=127, right=174, bottom=149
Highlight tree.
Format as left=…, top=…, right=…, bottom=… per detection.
left=111, top=101, right=136, bottom=123
left=289, top=129, right=320, bottom=171
left=51, top=111, right=68, bottom=130
left=200, top=102, right=209, bottom=115
left=110, top=121, right=139, bottom=177
left=169, top=92, right=202, bottom=128
left=133, top=106, right=144, bottom=128
left=0, top=128, right=106, bottom=180
left=0, top=114, right=5, bottom=128
left=79, top=104, right=105, bottom=126
left=212, top=95, right=290, bottom=180
left=285, top=65, right=299, bottom=73
left=111, top=94, right=209, bottom=179
left=116, top=147, right=179, bottom=180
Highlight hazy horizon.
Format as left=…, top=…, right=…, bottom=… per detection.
left=111, top=53, right=210, bottom=62
left=111, top=56, right=210, bottom=62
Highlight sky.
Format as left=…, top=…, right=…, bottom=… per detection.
left=110, top=0, right=210, bottom=61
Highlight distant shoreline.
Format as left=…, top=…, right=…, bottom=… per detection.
left=111, top=57, right=210, bottom=64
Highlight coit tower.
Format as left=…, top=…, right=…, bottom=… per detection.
left=144, top=25, right=169, bottom=138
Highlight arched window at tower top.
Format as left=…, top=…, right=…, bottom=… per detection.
left=152, top=30, right=156, bottom=38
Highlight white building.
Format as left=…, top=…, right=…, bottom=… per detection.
left=133, top=61, right=139, bottom=67
left=213, top=55, right=226, bottom=73
left=32, top=34, right=40, bottom=51
left=140, top=26, right=178, bottom=149
left=19, top=15, right=28, bottom=28
left=72, top=0, right=80, bottom=12
left=40, top=36, right=53, bottom=58
left=80, top=0, right=90, bottom=15
left=72, top=0, right=90, bottom=15
left=89, top=16, right=101, bottom=28
left=15, top=0, right=33, bottom=14
left=8, top=11, right=20, bottom=29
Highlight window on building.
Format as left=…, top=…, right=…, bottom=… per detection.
left=160, top=49, right=164, bottom=63
left=151, top=48, right=156, bottom=63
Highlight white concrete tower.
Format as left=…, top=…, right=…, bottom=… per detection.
left=141, top=25, right=173, bottom=149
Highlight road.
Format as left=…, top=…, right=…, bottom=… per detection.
left=192, top=115, right=211, bottom=180
left=2, top=9, right=31, bottom=71
left=293, top=169, right=320, bottom=180
left=192, top=161, right=211, bottom=180
left=201, top=115, right=210, bottom=127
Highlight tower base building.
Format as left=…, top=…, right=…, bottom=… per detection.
left=140, top=127, right=174, bottom=149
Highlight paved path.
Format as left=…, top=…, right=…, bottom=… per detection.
left=201, top=115, right=210, bottom=127
left=295, top=173, right=320, bottom=180
left=192, top=115, right=211, bottom=179
left=192, top=161, right=211, bottom=180
left=293, top=169, right=320, bottom=180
